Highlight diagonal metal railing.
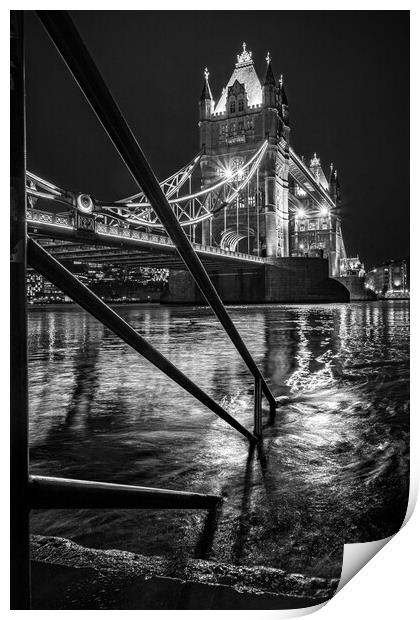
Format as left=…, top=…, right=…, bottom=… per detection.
left=35, top=10, right=277, bottom=418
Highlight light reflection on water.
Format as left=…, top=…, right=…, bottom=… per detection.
left=28, top=301, right=409, bottom=578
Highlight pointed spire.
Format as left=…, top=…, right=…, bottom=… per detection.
left=329, top=162, right=335, bottom=184
left=329, top=166, right=341, bottom=206
left=278, top=74, right=290, bottom=125
left=263, top=53, right=276, bottom=86
left=310, top=152, right=321, bottom=167
left=279, top=74, right=288, bottom=106
left=199, top=67, right=213, bottom=101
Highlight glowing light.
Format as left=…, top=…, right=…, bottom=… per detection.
left=224, top=168, right=233, bottom=179
left=297, top=208, right=306, bottom=218
left=77, top=193, right=94, bottom=214
left=299, top=243, right=305, bottom=250
left=320, top=206, right=329, bottom=217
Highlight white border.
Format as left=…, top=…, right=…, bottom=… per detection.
left=2, top=3, right=416, bottom=618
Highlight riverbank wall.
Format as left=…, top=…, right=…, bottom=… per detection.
left=31, top=535, right=337, bottom=610
left=162, top=257, right=350, bottom=304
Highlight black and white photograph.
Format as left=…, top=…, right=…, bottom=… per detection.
left=10, top=7, right=410, bottom=612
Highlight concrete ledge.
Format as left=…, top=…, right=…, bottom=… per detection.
left=31, top=535, right=338, bottom=610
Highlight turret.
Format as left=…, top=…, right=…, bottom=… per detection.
left=329, top=164, right=341, bottom=206
left=310, top=153, right=329, bottom=190
left=262, top=52, right=276, bottom=108
left=198, top=67, right=214, bottom=121
left=279, top=74, right=289, bottom=126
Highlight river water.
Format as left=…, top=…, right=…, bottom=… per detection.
left=29, top=301, right=409, bottom=579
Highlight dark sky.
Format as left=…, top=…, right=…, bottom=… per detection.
left=24, top=10, right=409, bottom=269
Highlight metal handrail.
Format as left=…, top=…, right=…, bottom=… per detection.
left=30, top=476, right=221, bottom=510
left=36, top=10, right=277, bottom=418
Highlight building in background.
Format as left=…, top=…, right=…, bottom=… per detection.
left=340, top=255, right=366, bottom=277
left=365, top=259, right=409, bottom=298
left=27, top=265, right=169, bottom=304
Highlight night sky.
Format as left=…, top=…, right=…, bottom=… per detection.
left=24, top=10, right=409, bottom=269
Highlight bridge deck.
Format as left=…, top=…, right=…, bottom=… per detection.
left=27, top=208, right=266, bottom=270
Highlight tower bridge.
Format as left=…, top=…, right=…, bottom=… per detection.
left=26, top=43, right=366, bottom=303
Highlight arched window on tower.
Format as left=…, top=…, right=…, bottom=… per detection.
left=230, top=99, right=236, bottom=113
left=238, top=98, right=244, bottom=112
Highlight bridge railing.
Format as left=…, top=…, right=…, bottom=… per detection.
left=11, top=10, right=278, bottom=608
left=26, top=206, right=266, bottom=263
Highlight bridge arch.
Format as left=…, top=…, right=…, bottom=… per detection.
left=219, top=226, right=256, bottom=253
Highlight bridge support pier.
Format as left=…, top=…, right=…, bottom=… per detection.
left=162, top=258, right=350, bottom=305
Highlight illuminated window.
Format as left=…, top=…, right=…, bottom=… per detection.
left=238, top=120, right=244, bottom=132
left=230, top=99, right=236, bottom=113
left=238, top=99, right=244, bottom=112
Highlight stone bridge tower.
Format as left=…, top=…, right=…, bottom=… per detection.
left=198, top=43, right=290, bottom=257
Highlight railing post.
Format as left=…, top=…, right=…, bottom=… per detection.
left=254, top=377, right=262, bottom=439
left=269, top=398, right=277, bottom=424
left=10, top=10, right=30, bottom=610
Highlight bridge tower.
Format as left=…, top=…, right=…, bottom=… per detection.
left=198, top=43, right=290, bottom=257
left=288, top=154, right=347, bottom=276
